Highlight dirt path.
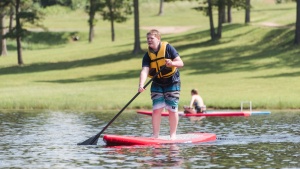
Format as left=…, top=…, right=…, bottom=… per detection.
left=141, top=26, right=198, bottom=34
left=141, top=21, right=292, bottom=35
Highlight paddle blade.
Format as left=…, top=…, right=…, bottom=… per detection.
left=77, top=135, right=99, bottom=145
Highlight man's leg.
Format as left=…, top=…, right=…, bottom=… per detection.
left=165, top=82, right=180, bottom=140
left=152, top=107, right=163, bottom=138
left=150, top=83, right=165, bottom=138
left=168, top=110, right=179, bottom=140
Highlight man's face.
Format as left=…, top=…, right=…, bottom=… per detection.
left=147, top=34, right=160, bottom=50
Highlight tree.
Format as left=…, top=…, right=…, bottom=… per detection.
left=227, top=0, right=232, bottom=23
left=88, top=0, right=96, bottom=43
left=205, top=0, right=224, bottom=40
left=295, top=0, right=300, bottom=44
left=206, top=0, right=218, bottom=40
left=0, top=1, right=10, bottom=56
left=158, top=0, right=177, bottom=16
left=276, top=0, right=300, bottom=45
left=4, top=0, right=44, bottom=65
left=217, top=0, right=225, bottom=38
left=9, top=5, right=14, bottom=31
left=132, top=0, right=142, bottom=54
left=38, top=0, right=72, bottom=7
left=101, top=0, right=132, bottom=42
left=15, top=0, right=24, bottom=65
left=86, top=0, right=105, bottom=43
left=0, top=12, right=8, bottom=56
left=106, top=0, right=115, bottom=41
left=195, top=0, right=225, bottom=40
left=158, top=0, right=164, bottom=16
left=245, top=0, right=250, bottom=23
left=197, top=0, right=249, bottom=41
left=224, top=0, right=248, bottom=23
left=37, top=0, right=86, bottom=10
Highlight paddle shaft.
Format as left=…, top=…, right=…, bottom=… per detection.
left=77, top=65, right=166, bottom=145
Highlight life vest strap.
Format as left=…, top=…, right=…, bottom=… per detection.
left=150, top=57, right=164, bottom=62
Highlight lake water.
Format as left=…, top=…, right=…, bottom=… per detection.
left=0, top=110, right=299, bottom=168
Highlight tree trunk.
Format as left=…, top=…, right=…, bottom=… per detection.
left=222, top=5, right=226, bottom=23
left=217, top=0, right=225, bottom=39
left=88, top=0, right=96, bottom=43
left=132, top=0, right=142, bottom=54
left=108, top=0, right=115, bottom=42
left=227, top=0, right=232, bottom=23
left=9, top=5, right=13, bottom=31
left=245, top=0, right=250, bottom=23
left=295, top=0, right=300, bottom=45
left=158, top=0, right=164, bottom=16
left=16, top=0, right=23, bottom=65
left=110, top=19, right=115, bottom=42
left=0, top=12, right=8, bottom=56
left=88, top=23, right=94, bottom=43
left=207, top=0, right=217, bottom=40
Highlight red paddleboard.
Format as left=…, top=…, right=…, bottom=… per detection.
left=183, top=111, right=250, bottom=117
left=137, top=110, right=250, bottom=117
left=103, top=133, right=216, bottom=146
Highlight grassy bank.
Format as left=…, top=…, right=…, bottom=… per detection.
left=0, top=0, right=299, bottom=111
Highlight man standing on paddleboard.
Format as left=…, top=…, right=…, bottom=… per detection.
left=138, top=29, right=184, bottom=140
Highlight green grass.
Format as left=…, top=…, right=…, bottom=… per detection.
left=0, top=0, right=299, bottom=111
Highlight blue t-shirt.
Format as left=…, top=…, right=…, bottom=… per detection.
left=142, top=44, right=181, bottom=85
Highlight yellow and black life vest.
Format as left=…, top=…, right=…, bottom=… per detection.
left=148, top=42, right=177, bottom=78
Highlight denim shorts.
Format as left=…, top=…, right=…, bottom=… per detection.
left=150, top=82, right=180, bottom=112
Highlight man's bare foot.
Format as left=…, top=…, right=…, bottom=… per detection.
left=170, top=135, right=176, bottom=140
left=152, top=134, right=159, bottom=138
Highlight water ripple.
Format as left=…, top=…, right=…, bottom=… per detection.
left=0, top=110, right=299, bottom=168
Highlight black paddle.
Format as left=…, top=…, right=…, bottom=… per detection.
left=77, top=65, right=166, bottom=145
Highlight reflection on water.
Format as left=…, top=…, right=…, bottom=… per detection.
left=104, top=144, right=184, bottom=168
left=0, top=110, right=299, bottom=168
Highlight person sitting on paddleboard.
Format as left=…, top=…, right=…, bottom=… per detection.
left=184, top=89, right=206, bottom=114
left=138, top=29, right=184, bottom=140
